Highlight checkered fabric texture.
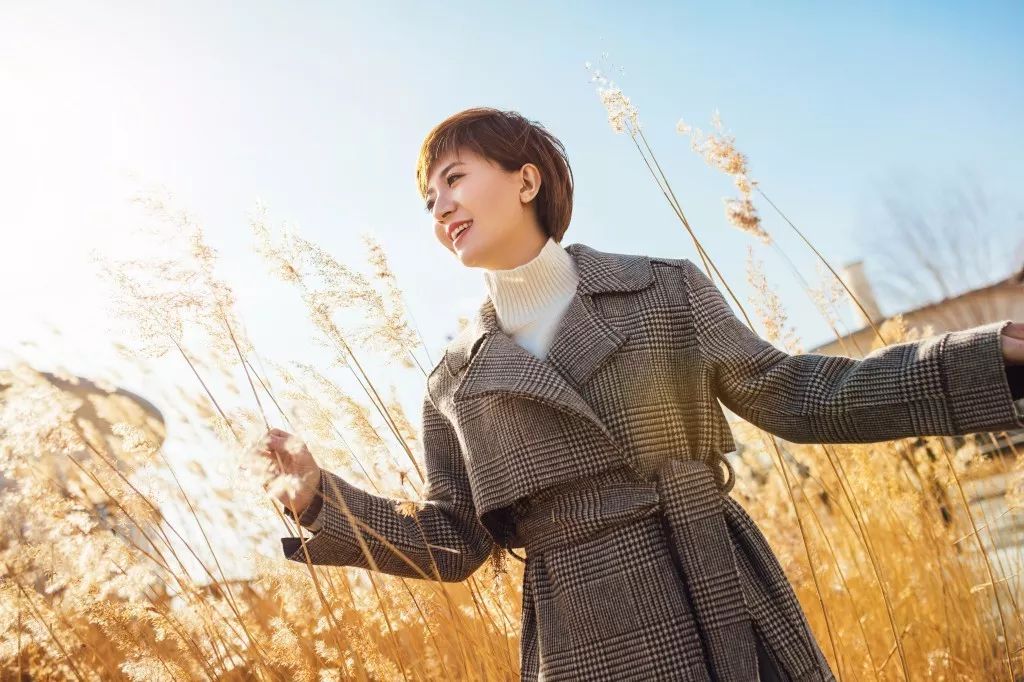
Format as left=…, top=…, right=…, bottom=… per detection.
left=282, top=242, right=1024, bottom=680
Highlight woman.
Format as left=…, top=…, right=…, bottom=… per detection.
left=257, top=107, right=1024, bottom=680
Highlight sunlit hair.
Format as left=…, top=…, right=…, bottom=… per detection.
left=416, top=107, right=574, bottom=242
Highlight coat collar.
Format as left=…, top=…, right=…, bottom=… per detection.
left=443, top=241, right=654, bottom=399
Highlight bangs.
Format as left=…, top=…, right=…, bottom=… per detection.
left=415, top=107, right=574, bottom=242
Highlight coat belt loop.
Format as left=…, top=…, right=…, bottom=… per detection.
left=506, top=546, right=527, bottom=563
left=714, top=452, right=737, bottom=494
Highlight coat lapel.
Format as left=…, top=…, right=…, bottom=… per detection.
left=443, top=242, right=655, bottom=442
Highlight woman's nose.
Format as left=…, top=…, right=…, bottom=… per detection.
left=433, top=197, right=456, bottom=223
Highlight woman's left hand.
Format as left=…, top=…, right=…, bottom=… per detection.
left=1002, top=322, right=1024, bottom=365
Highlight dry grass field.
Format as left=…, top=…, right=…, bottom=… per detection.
left=2, top=80, right=1022, bottom=680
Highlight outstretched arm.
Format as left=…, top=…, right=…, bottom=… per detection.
left=279, top=392, right=495, bottom=582
left=679, top=258, right=1024, bottom=444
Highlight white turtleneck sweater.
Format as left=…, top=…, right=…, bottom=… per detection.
left=297, top=237, right=579, bottom=532
left=481, top=236, right=580, bottom=360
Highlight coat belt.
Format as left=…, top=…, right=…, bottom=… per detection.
left=512, top=455, right=758, bottom=680
left=654, top=457, right=758, bottom=680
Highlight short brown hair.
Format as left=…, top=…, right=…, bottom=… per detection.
left=416, top=107, right=574, bottom=243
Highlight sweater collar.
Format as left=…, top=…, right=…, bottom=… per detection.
left=441, top=242, right=655, bottom=377
left=482, top=237, right=579, bottom=333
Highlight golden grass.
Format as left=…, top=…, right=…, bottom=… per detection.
left=1, top=69, right=1022, bottom=681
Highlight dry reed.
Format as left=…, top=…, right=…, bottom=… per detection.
left=1, top=64, right=1021, bottom=681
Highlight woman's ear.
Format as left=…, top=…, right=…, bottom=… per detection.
left=519, top=162, right=542, bottom=204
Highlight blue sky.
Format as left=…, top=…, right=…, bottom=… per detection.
left=2, top=0, right=1023, bottom=422
left=2, top=0, right=1023, bottom=577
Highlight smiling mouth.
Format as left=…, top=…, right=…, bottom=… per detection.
left=453, top=222, right=472, bottom=245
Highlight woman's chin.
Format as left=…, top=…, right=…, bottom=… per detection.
left=454, top=241, right=482, bottom=267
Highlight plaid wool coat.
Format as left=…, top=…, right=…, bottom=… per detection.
left=281, top=242, right=1024, bottom=681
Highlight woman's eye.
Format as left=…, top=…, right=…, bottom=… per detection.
left=425, top=175, right=463, bottom=212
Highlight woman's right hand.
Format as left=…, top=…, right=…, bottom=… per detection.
left=252, top=427, right=322, bottom=517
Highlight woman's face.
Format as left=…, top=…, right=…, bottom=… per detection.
left=424, top=147, right=544, bottom=269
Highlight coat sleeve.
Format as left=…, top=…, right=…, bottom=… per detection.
left=679, top=258, right=1024, bottom=444
left=278, top=390, right=495, bottom=582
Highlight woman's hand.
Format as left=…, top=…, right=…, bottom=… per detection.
left=252, top=427, right=322, bottom=517
left=1002, top=322, right=1024, bottom=366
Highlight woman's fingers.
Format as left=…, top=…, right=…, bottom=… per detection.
left=259, top=453, right=289, bottom=490
left=263, top=431, right=298, bottom=458
left=249, top=430, right=318, bottom=509
left=1001, top=323, right=1024, bottom=365
left=264, top=448, right=293, bottom=476
left=249, top=429, right=313, bottom=494
left=245, top=436, right=290, bottom=476
left=1007, top=337, right=1024, bottom=365
left=258, top=428, right=290, bottom=446
left=267, top=431, right=310, bottom=461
